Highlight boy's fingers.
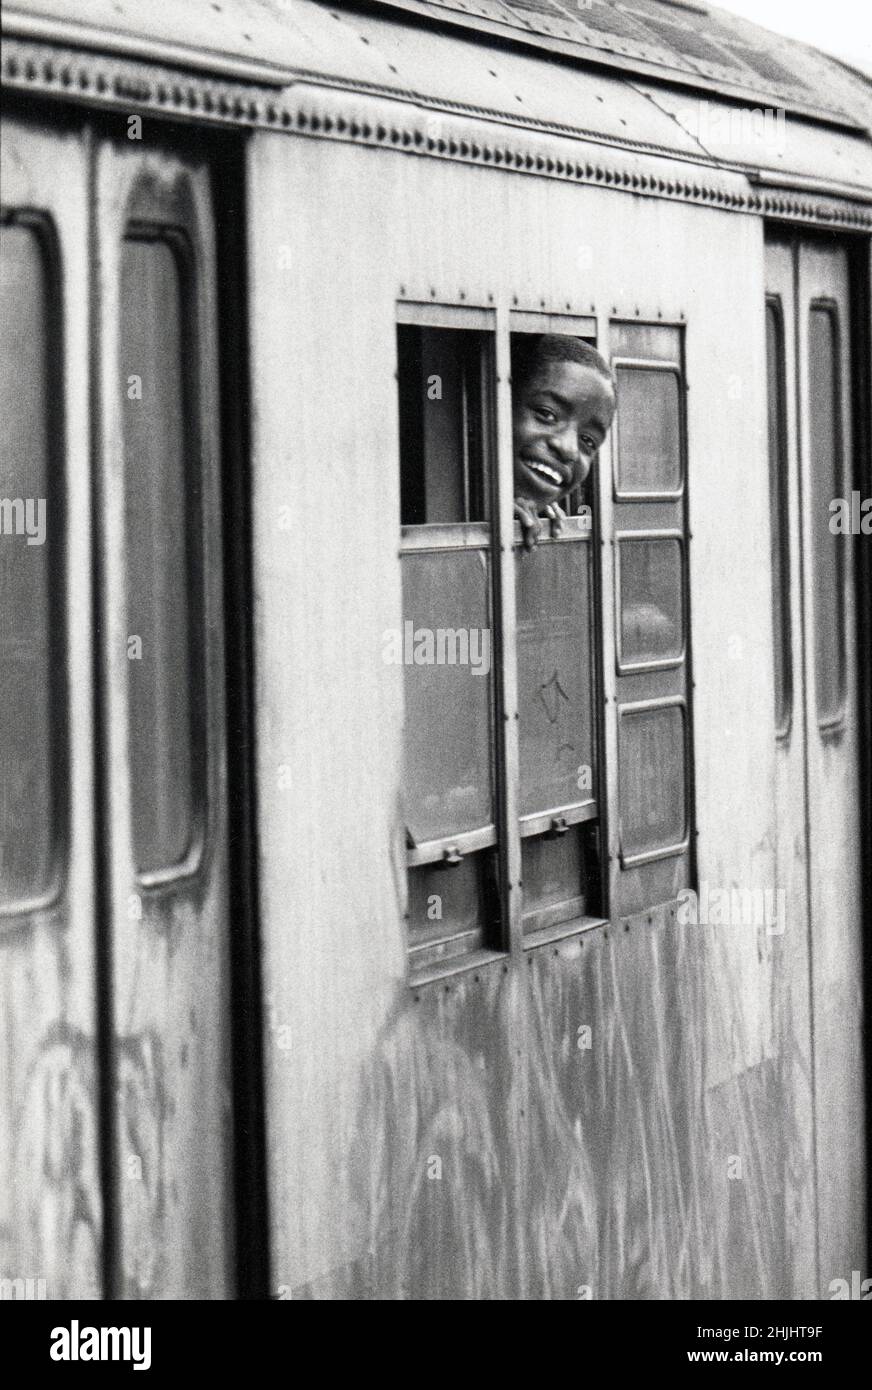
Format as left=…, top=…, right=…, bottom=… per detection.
left=543, top=502, right=565, bottom=538
left=514, top=499, right=541, bottom=551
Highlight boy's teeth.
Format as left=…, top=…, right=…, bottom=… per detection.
left=530, top=462, right=561, bottom=484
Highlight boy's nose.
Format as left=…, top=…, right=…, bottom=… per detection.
left=551, top=425, right=580, bottom=465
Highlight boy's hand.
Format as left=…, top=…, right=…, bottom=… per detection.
left=514, top=497, right=542, bottom=551
left=514, top=498, right=567, bottom=551
left=544, top=501, right=566, bottom=538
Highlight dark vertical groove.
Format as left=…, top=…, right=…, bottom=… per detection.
left=86, top=120, right=120, bottom=1302
left=211, top=131, right=271, bottom=1300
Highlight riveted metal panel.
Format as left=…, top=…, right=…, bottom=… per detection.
left=4, top=0, right=871, bottom=129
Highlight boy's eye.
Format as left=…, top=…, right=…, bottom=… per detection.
left=534, top=407, right=556, bottom=424
left=579, top=435, right=597, bottom=453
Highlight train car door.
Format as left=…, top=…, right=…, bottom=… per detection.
left=765, top=233, right=866, bottom=1294
left=2, top=115, right=235, bottom=1300
left=93, top=138, right=234, bottom=1299
left=1, top=116, right=101, bottom=1300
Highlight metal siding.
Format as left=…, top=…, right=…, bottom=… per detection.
left=0, top=118, right=102, bottom=1300
left=248, top=131, right=802, bottom=1296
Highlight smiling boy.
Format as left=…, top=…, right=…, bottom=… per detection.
left=512, top=335, right=616, bottom=550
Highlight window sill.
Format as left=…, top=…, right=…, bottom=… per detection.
left=409, top=947, right=508, bottom=991
left=522, top=915, right=607, bottom=952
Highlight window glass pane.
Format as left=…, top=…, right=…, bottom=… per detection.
left=619, top=703, right=686, bottom=860
left=765, top=301, right=791, bottom=733
left=618, top=536, right=684, bottom=666
left=407, top=850, right=497, bottom=966
left=397, top=327, right=488, bottom=524
left=808, top=305, right=844, bottom=724
left=121, top=236, right=197, bottom=874
left=614, top=366, right=682, bottom=494
left=516, top=540, right=595, bottom=818
left=401, top=548, right=493, bottom=844
left=0, top=223, right=59, bottom=905
left=521, top=827, right=589, bottom=933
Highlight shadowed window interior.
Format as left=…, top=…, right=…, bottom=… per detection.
left=807, top=302, right=845, bottom=727
left=398, top=325, right=489, bottom=526
left=0, top=221, right=63, bottom=907
left=121, top=233, right=201, bottom=876
left=765, top=298, right=792, bottom=736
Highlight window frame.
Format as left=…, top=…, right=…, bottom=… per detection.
left=611, top=357, right=685, bottom=502
left=616, top=694, right=691, bottom=869
left=121, top=219, right=208, bottom=887
left=110, top=161, right=219, bottom=898
left=0, top=207, right=69, bottom=920
left=514, top=512, right=600, bottom=839
left=398, top=302, right=615, bottom=978
left=396, top=303, right=698, bottom=979
left=807, top=295, right=847, bottom=736
left=397, top=312, right=497, bottom=878
left=607, top=320, right=695, bottom=917
left=397, top=305, right=507, bottom=969
left=508, top=309, right=606, bottom=942
left=614, top=527, right=687, bottom=675
left=764, top=292, right=794, bottom=742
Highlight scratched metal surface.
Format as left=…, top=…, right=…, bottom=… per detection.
left=278, top=902, right=799, bottom=1299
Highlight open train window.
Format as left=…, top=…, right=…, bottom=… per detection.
left=397, top=315, right=499, bottom=971
left=396, top=310, right=611, bottom=974
left=0, top=217, right=66, bottom=912
left=396, top=311, right=693, bottom=968
left=398, top=325, right=490, bottom=525
left=510, top=325, right=604, bottom=939
left=121, top=228, right=205, bottom=879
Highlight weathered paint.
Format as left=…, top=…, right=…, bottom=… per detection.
left=93, top=142, right=234, bottom=1298
left=248, top=131, right=865, bottom=1298
left=274, top=904, right=810, bottom=1299
left=0, top=119, right=102, bottom=1301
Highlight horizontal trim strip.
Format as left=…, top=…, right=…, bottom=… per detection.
left=2, top=39, right=869, bottom=230
left=400, top=521, right=491, bottom=552
left=519, top=801, right=598, bottom=837
left=407, top=823, right=497, bottom=866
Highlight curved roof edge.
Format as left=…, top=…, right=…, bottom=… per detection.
left=2, top=0, right=871, bottom=134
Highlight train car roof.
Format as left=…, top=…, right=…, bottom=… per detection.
left=5, top=0, right=870, bottom=125
left=4, top=0, right=872, bottom=198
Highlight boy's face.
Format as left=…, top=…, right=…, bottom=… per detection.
left=512, top=359, right=616, bottom=504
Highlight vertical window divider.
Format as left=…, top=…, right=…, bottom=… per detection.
left=494, top=306, right=523, bottom=953
left=595, top=312, right=619, bottom=918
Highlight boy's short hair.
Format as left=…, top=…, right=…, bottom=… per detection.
left=511, top=333, right=616, bottom=393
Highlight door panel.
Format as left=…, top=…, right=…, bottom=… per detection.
left=765, top=237, right=817, bottom=1297
left=797, top=242, right=865, bottom=1287
left=765, top=233, right=866, bottom=1295
left=0, top=118, right=102, bottom=1298
left=95, top=141, right=233, bottom=1298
